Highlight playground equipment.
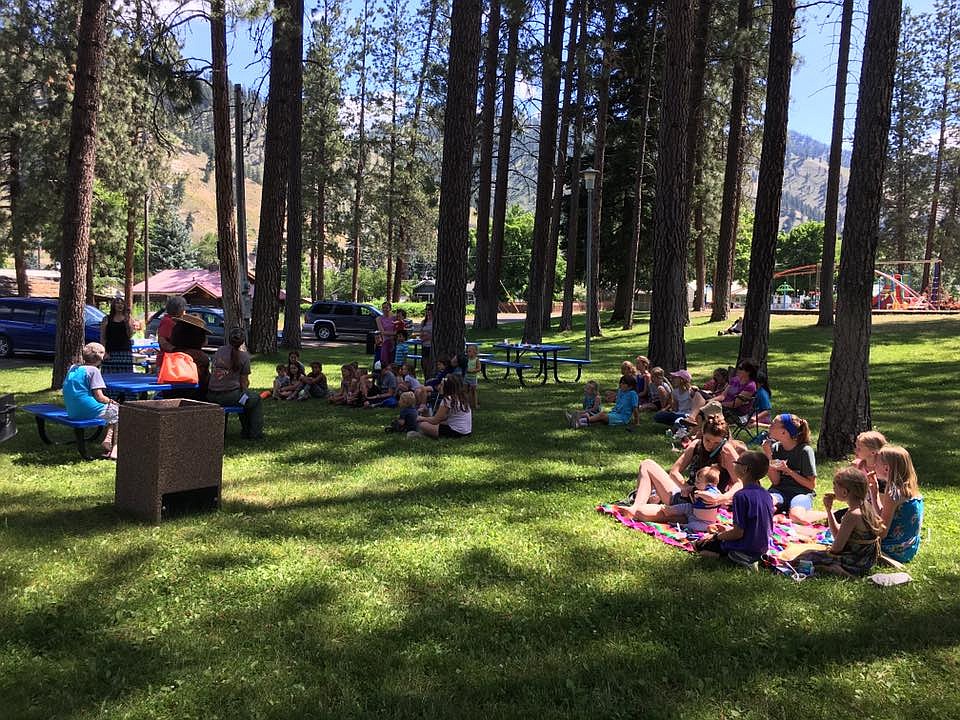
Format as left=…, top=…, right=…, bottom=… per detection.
left=771, top=259, right=947, bottom=311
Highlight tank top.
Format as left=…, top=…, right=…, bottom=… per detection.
left=687, top=439, right=732, bottom=492
left=104, top=318, right=131, bottom=352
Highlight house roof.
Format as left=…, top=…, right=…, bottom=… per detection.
left=131, top=268, right=284, bottom=300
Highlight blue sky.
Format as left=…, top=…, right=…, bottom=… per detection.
left=180, top=0, right=938, bottom=147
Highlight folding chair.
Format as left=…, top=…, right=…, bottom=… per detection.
left=726, top=386, right=772, bottom=446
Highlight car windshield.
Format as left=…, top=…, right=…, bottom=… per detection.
left=84, top=306, right=105, bottom=323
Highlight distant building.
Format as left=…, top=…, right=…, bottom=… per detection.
left=131, top=268, right=284, bottom=307
left=411, top=278, right=475, bottom=304
left=0, top=269, right=60, bottom=298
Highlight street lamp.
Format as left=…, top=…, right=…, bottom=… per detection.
left=582, top=167, right=598, bottom=360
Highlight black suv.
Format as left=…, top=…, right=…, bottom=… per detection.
left=304, top=301, right=382, bottom=340
left=145, top=306, right=226, bottom=346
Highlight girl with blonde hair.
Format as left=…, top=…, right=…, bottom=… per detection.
left=872, top=445, right=924, bottom=563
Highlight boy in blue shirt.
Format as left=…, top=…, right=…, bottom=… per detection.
left=580, top=375, right=638, bottom=427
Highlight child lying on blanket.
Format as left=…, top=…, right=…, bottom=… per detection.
left=695, top=450, right=774, bottom=565
left=617, top=464, right=723, bottom=533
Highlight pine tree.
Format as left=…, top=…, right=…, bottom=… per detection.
left=282, top=0, right=305, bottom=350
left=819, top=0, right=902, bottom=459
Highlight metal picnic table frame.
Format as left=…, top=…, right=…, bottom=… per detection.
left=488, top=342, right=573, bottom=385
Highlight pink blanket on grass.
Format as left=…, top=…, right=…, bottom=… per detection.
left=596, top=503, right=830, bottom=560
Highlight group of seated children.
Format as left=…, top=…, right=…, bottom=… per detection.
left=266, top=351, right=328, bottom=401
left=612, top=412, right=924, bottom=576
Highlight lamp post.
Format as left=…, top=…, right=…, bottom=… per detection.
left=582, top=167, right=598, bottom=360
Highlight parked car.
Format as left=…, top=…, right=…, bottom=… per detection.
left=0, top=297, right=104, bottom=357
left=145, top=306, right=226, bottom=346
left=303, top=300, right=383, bottom=341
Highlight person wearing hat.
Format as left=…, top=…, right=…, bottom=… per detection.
left=654, top=369, right=705, bottom=427
left=100, top=295, right=135, bottom=376
left=207, top=327, right=263, bottom=440
left=165, top=313, right=211, bottom=400
left=157, top=296, right=187, bottom=368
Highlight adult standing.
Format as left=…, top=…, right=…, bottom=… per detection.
left=207, top=327, right=263, bottom=440
left=100, top=295, right=135, bottom=375
left=377, top=301, right=396, bottom=369
left=156, top=295, right=187, bottom=368
left=420, top=303, right=434, bottom=378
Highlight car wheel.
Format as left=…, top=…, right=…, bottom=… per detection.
left=0, top=334, right=12, bottom=358
left=315, top=323, right=335, bottom=341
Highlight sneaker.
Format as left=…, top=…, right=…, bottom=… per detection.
left=406, top=430, right=425, bottom=439
left=577, top=418, right=588, bottom=428
left=564, top=410, right=575, bottom=427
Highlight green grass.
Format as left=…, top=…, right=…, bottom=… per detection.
left=2, top=312, right=960, bottom=719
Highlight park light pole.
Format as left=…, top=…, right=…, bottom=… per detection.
left=582, top=167, right=598, bottom=360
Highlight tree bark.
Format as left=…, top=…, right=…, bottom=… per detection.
left=53, top=0, right=108, bottom=388
left=542, top=0, right=582, bottom=331
left=621, top=5, right=659, bottom=330
left=485, top=8, right=522, bottom=328
left=922, top=9, right=953, bottom=293
left=522, top=0, right=567, bottom=343
left=819, top=0, right=901, bottom=459
left=710, top=0, right=752, bottom=323
left=317, top=182, right=326, bottom=299
left=9, top=133, right=29, bottom=296
left=647, top=0, right=693, bottom=371
left=816, top=0, right=853, bottom=327
left=559, top=0, right=588, bottom=332
left=737, top=0, right=795, bottom=371
left=433, top=0, right=483, bottom=358
left=310, top=207, right=317, bottom=301
left=687, top=0, right=713, bottom=313
left=350, top=0, right=370, bottom=302
left=211, top=0, right=242, bottom=335
left=282, top=0, right=304, bottom=350
left=251, top=0, right=294, bottom=353
left=586, top=0, right=616, bottom=340
left=473, top=0, right=502, bottom=330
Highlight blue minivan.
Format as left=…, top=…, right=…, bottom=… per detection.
left=0, top=297, right=104, bottom=357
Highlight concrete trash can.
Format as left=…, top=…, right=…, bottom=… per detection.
left=115, top=399, right=224, bottom=523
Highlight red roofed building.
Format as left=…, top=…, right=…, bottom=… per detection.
left=131, top=268, right=285, bottom=307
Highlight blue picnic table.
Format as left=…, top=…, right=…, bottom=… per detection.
left=103, top=372, right=198, bottom=400
left=487, top=342, right=590, bottom=385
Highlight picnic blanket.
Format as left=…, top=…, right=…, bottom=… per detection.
left=596, top=503, right=831, bottom=576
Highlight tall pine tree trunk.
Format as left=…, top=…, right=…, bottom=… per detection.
left=351, top=0, right=370, bottom=302
left=473, top=0, right=502, bottom=330
left=922, top=9, right=954, bottom=293
left=433, top=0, right=482, bottom=357
left=9, top=134, right=29, bottom=296
left=559, top=0, right=588, bottom=332
left=647, top=0, right=693, bottom=370
left=621, top=6, right=659, bottom=330
left=687, top=0, right=712, bottom=313
left=53, top=0, right=108, bottom=388
left=282, top=0, right=304, bottom=350
left=737, top=0, right=795, bottom=371
left=251, top=0, right=294, bottom=353
left=587, top=0, right=616, bottom=340
left=710, top=0, right=751, bottom=322
left=485, top=8, right=522, bottom=328
left=211, top=0, right=242, bottom=334
left=522, top=0, right=566, bottom=343
left=310, top=207, right=317, bottom=301
left=819, top=0, right=901, bottom=459
left=542, top=0, right=582, bottom=331
left=817, top=0, right=852, bottom=327
left=317, top=183, right=326, bottom=299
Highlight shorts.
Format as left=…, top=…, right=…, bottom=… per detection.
left=438, top=424, right=470, bottom=439
left=769, top=491, right=814, bottom=513
left=99, top=402, right=119, bottom=424
left=464, top=374, right=478, bottom=387
left=607, top=412, right=631, bottom=426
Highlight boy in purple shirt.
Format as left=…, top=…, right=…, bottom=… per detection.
left=694, top=450, right=773, bottom=565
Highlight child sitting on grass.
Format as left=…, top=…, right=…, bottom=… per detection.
left=464, top=344, right=481, bottom=408
left=329, top=364, right=352, bottom=405
left=63, top=342, right=120, bottom=460
left=417, top=356, right=449, bottom=410
left=566, top=380, right=601, bottom=427
left=365, top=362, right=399, bottom=408
left=301, top=361, right=328, bottom=399
left=580, top=375, right=638, bottom=428
left=639, top=366, right=671, bottom=411
left=387, top=391, right=420, bottom=433
left=278, top=365, right=306, bottom=400
left=695, top=451, right=773, bottom=565
left=794, top=467, right=881, bottom=577
left=272, top=364, right=290, bottom=399
left=397, top=363, right=421, bottom=394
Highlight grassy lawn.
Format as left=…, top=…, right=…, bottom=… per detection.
left=1, top=312, right=959, bottom=719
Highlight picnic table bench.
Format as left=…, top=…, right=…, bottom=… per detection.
left=552, top=357, right=592, bottom=382
left=488, top=343, right=591, bottom=385
left=22, top=404, right=107, bottom=461
left=481, top=358, right=534, bottom=386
